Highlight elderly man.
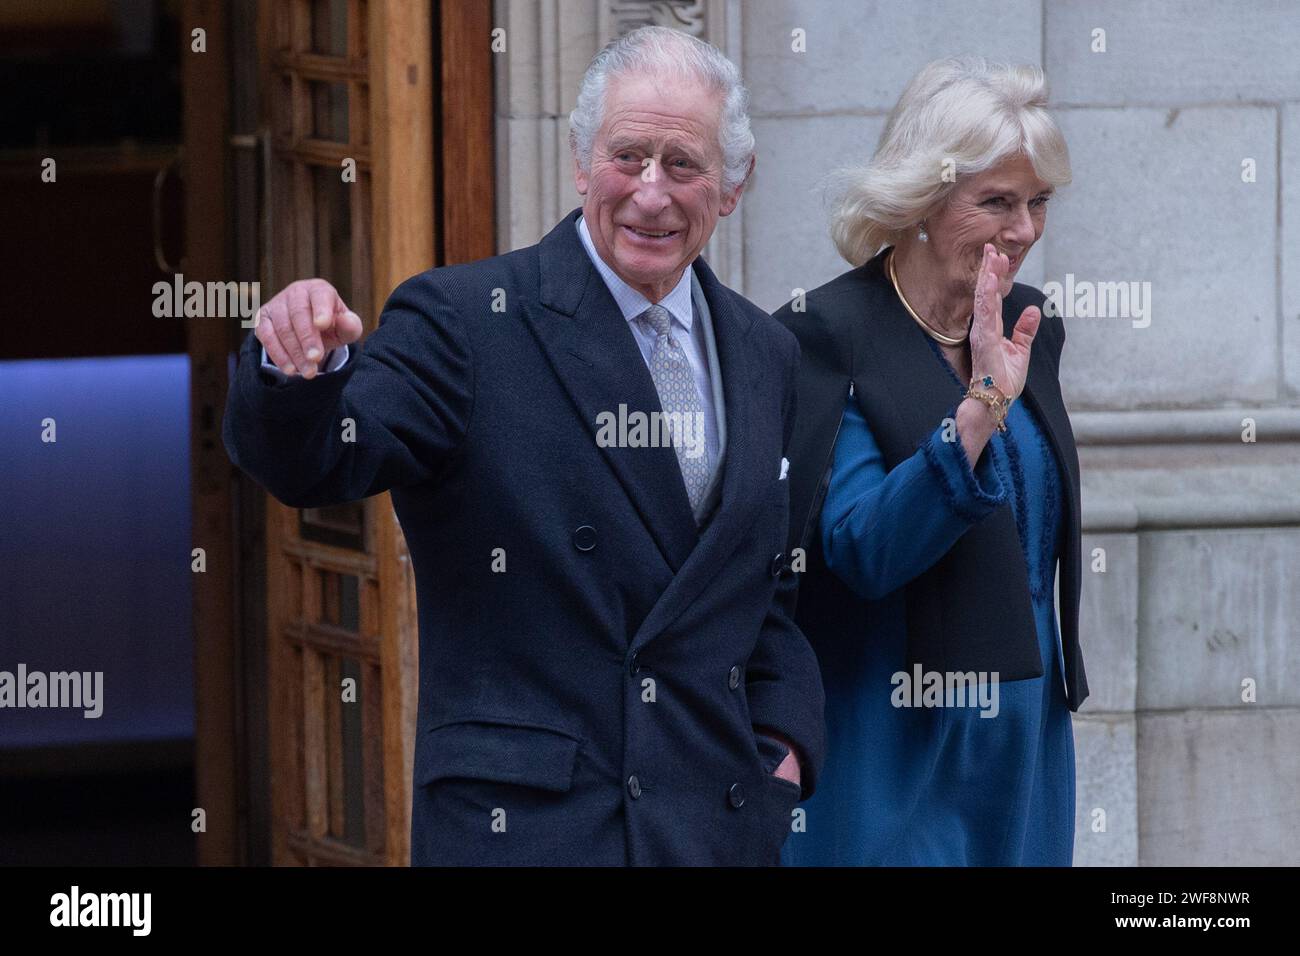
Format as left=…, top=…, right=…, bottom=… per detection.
left=223, top=26, right=824, bottom=866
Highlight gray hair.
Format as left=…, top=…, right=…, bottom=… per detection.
left=568, top=26, right=754, bottom=193
left=827, top=56, right=1073, bottom=266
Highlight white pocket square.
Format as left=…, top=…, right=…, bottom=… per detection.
left=779, top=457, right=789, bottom=480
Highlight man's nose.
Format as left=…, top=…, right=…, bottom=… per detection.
left=632, top=160, right=672, bottom=215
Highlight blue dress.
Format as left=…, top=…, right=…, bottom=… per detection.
left=781, top=343, right=1076, bottom=866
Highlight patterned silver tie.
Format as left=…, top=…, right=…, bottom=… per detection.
left=639, top=304, right=711, bottom=513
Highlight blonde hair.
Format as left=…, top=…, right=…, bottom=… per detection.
left=827, top=56, right=1072, bottom=266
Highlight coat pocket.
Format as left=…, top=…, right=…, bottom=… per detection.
left=416, top=717, right=582, bottom=792
left=762, top=773, right=803, bottom=862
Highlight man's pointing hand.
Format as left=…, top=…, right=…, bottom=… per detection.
left=256, top=278, right=363, bottom=378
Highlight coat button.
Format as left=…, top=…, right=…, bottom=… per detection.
left=629, top=652, right=641, bottom=676
left=728, top=783, right=746, bottom=809
left=627, top=775, right=642, bottom=799
left=573, top=525, right=597, bottom=551
left=769, top=552, right=785, bottom=577
left=728, top=665, right=741, bottom=690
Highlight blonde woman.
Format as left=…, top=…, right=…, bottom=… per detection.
left=777, top=57, right=1087, bottom=865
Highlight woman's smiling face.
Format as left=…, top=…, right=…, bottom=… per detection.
left=925, top=152, right=1054, bottom=300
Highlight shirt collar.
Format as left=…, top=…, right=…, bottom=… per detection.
left=577, top=215, right=694, bottom=334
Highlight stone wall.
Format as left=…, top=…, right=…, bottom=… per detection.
left=493, top=0, right=1300, bottom=866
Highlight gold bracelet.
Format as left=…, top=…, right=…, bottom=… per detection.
left=965, top=375, right=1012, bottom=433
left=971, top=374, right=1009, bottom=403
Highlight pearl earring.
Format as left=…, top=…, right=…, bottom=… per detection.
left=918, top=222, right=929, bottom=243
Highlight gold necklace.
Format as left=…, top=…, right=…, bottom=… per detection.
left=887, top=248, right=969, bottom=347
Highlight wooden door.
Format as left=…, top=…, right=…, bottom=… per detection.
left=254, top=0, right=492, bottom=866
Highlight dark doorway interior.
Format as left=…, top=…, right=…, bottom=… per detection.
left=0, top=0, right=195, bottom=866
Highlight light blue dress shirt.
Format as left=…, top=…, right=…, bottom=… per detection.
left=259, top=338, right=349, bottom=377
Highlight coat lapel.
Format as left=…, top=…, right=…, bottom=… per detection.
left=1013, top=309, right=1081, bottom=528
left=521, top=210, right=698, bottom=572
left=847, top=254, right=963, bottom=442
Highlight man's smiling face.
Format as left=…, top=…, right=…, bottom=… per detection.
left=574, top=70, right=745, bottom=302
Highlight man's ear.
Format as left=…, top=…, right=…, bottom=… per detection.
left=573, top=152, right=589, bottom=196
left=719, top=154, right=755, bottom=217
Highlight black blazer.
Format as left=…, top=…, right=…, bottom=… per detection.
left=775, top=248, right=1089, bottom=711
left=223, top=209, right=826, bottom=865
